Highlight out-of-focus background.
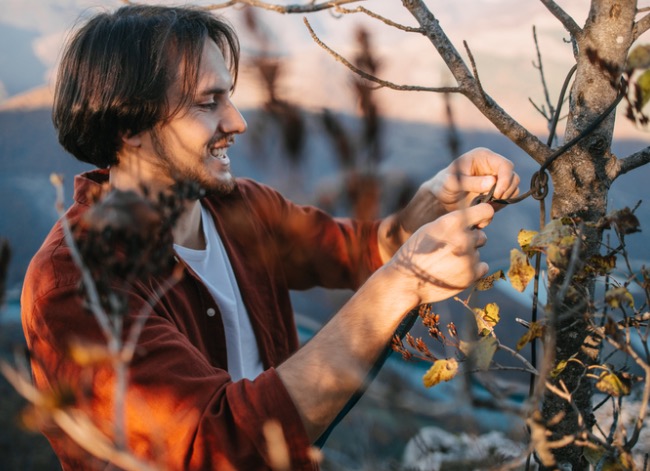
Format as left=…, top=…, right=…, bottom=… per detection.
left=1, top=1, right=650, bottom=469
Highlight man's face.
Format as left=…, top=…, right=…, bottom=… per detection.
left=140, top=38, right=247, bottom=195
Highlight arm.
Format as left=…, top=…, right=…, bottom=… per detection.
left=277, top=202, right=495, bottom=441
left=377, top=147, right=520, bottom=263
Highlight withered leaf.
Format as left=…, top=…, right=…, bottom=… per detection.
left=473, top=302, right=500, bottom=334
left=529, top=219, right=575, bottom=251
left=585, top=254, right=617, bottom=276
left=600, top=207, right=641, bottom=235
left=475, top=270, right=505, bottom=291
left=508, top=249, right=535, bottom=293
left=515, top=321, right=545, bottom=351
left=605, top=287, right=634, bottom=309
left=422, top=358, right=459, bottom=388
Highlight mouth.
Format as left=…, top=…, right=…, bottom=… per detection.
left=209, top=145, right=231, bottom=166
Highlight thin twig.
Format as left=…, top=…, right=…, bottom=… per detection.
left=303, top=18, right=460, bottom=93
left=333, top=5, right=423, bottom=33
left=532, top=26, right=555, bottom=126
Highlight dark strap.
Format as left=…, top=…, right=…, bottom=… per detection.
left=314, top=308, right=419, bottom=447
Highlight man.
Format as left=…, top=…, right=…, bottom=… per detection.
left=21, top=4, right=519, bottom=470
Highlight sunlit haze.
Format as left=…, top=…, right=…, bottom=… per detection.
left=1, top=0, right=650, bottom=138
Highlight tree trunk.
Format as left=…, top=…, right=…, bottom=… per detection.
left=542, top=1, right=636, bottom=469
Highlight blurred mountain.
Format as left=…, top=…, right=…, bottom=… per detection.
left=1, top=85, right=650, bottom=328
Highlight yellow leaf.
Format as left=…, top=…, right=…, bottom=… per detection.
left=551, top=359, right=568, bottom=378
left=475, top=270, right=505, bottom=291
left=605, top=287, right=634, bottom=309
left=628, top=44, right=650, bottom=70
left=517, top=229, right=538, bottom=254
left=472, top=303, right=500, bottom=335
left=595, top=371, right=631, bottom=397
left=68, top=340, right=113, bottom=367
left=508, top=249, right=535, bottom=292
left=422, top=358, right=459, bottom=388
left=515, top=321, right=545, bottom=351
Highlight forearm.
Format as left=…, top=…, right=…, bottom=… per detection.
left=277, top=265, right=416, bottom=441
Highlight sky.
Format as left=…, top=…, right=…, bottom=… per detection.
left=1, top=0, right=650, bottom=138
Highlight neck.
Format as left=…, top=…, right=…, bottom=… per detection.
left=109, top=165, right=205, bottom=250
left=173, top=200, right=206, bottom=250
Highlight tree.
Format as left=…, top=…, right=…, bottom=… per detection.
left=196, top=1, right=650, bottom=469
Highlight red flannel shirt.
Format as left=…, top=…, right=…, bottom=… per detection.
left=21, top=169, right=383, bottom=470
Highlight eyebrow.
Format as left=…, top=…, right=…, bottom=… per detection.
left=197, top=85, right=234, bottom=97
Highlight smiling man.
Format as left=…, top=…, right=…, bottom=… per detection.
left=21, top=4, right=519, bottom=470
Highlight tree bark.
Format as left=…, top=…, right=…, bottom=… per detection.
left=542, top=1, right=637, bottom=469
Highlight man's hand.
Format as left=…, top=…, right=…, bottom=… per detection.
left=378, top=147, right=519, bottom=263
left=381, top=203, right=495, bottom=306
left=278, top=204, right=495, bottom=442
left=422, top=147, right=520, bottom=213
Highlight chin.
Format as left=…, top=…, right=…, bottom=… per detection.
left=204, top=174, right=236, bottom=196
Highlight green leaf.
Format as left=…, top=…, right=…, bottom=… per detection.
left=508, top=249, right=535, bottom=292
left=461, top=336, right=498, bottom=371
left=628, top=44, right=650, bottom=70
left=638, top=69, right=650, bottom=108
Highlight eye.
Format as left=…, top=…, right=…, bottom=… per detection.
left=196, top=102, right=218, bottom=111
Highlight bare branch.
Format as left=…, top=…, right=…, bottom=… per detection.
left=303, top=18, right=460, bottom=93
left=532, top=26, right=555, bottom=124
left=610, top=146, right=650, bottom=179
left=634, top=13, right=650, bottom=41
left=195, top=0, right=364, bottom=14
left=401, top=0, right=550, bottom=164
left=334, top=5, right=423, bottom=33
left=539, top=0, right=582, bottom=37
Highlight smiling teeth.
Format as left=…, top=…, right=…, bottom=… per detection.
left=210, top=148, right=226, bottom=158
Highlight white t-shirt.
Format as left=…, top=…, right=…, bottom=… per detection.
left=174, top=204, right=264, bottom=381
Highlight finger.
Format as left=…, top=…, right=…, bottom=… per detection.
left=475, top=261, right=489, bottom=279
left=493, top=160, right=516, bottom=198
left=463, top=202, right=495, bottom=229
left=474, top=230, right=488, bottom=248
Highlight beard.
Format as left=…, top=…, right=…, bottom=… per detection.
left=149, top=128, right=237, bottom=197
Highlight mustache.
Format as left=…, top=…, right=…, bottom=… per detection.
left=209, top=134, right=235, bottom=148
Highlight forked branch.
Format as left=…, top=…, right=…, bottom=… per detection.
left=539, top=0, right=582, bottom=38
left=634, top=12, right=650, bottom=41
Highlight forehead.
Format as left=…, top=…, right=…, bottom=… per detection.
left=196, top=38, right=233, bottom=92
left=169, top=38, right=232, bottom=101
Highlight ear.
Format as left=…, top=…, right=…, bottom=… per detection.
left=121, top=130, right=143, bottom=148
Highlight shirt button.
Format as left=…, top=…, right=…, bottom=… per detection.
left=207, top=308, right=216, bottom=317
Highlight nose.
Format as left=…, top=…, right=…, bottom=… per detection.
left=219, top=98, right=247, bottom=135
